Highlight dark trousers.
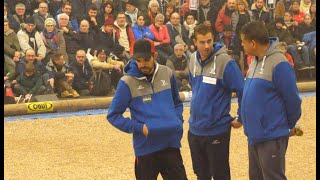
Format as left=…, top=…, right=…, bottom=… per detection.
left=134, top=147, right=187, bottom=180
left=248, top=136, right=289, bottom=180
left=188, top=130, right=231, bottom=180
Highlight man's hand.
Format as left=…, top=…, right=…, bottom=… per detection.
left=48, top=78, right=54, bottom=87
left=230, top=118, right=242, bottom=129
left=91, top=17, right=97, bottom=25
left=154, top=42, right=161, bottom=46
left=113, top=64, right=122, bottom=72
left=143, top=124, right=149, bottom=137
left=61, top=26, right=69, bottom=33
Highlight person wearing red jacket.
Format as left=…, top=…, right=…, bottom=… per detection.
left=215, top=0, right=236, bottom=33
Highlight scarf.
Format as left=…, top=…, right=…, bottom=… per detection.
left=26, top=28, right=38, bottom=53
left=183, top=20, right=198, bottom=38
left=41, top=28, right=58, bottom=50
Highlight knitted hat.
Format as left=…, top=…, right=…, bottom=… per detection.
left=44, top=18, right=57, bottom=26
left=25, top=16, right=35, bottom=24
left=104, top=17, right=114, bottom=26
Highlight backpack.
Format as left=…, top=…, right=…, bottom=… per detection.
left=90, top=70, right=112, bottom=96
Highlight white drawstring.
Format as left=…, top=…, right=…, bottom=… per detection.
left=212, top=56, right=217, bottom=75
left=259, top=56, right=267, bottom=74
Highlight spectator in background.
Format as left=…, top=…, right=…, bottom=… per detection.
left=279, top=41, right=295, bottom=67
left=275, top=0, right=293, bottom=19
left=290, top=0, right=305, bottom=24
left=124, top=1, right=140, bottom=27
left=69, top=49, right=93, bottom=96
left=72, top=0, right=94, bottom=23
left=78, top=20, right=98, bottom=52
left=97, top=17, right=119, bottom=56
left=309, top=2, right=316, bottom=26
left=48, top=0, right=63, bottom=17
left=283, top=11, right=299, bottom=36
left=300, top=0, right=311, bottom=14
left=55, top=2, right=79, bottom=32
left=295, top=14, right=315, bottom=42
left=132, top=14, right=154, bottom=40
left=166, top=12, right=194, bottom=59
left=17, top=16, right=46, bottom=62
left=147, top=0, right=160, bottom=26
left=164, top=2, right=176, bottom=23
left=215, top=0, right=236, bottom=33
left=97, top=2, right=115, bottom=27
left=198, top=0, right=218, bottom=34
left=108, top=44, right=130, bottom=66
left=211, top=0, right=227, bottom=11
left=183, top=12, right=198, bottom=40
left=4, top=18, right=22, bottom=71
left=113, top=12, right=136, bottom=58
left=6, top=0, right=32, bottom=16
left=12, top=62, right=46, bottom=101
left=12, top=3, right=30, bottom=33
left=46, top=53, right=80, bottom=98
left=33, top=2, right=53, bottom=32
left=303, top=31, right=316, bottom=67
left=166, top=44, right=191, bottom=91
left=149, top=13, right=173, bottom=65
left=4, top=3, right=20, bottom=33
left=251, top=0, right=270, bottom=25
left=40, top=18, right=68, bottom=65
left=82, top=4, right=100, bottom=34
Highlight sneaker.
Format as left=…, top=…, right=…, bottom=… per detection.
left=69, top=89, right=80, bottom=98
left=61, top=90, right=73, bottom=98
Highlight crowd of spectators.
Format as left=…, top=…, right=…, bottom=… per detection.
left=4, top=0, right=316, bottom=103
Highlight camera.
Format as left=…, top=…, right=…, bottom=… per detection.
left=297, top=42, right=305, bottom=53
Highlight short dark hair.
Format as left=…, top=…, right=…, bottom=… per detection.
left=240, top=21, right=269, bottom=45
left=63, top=2, right=72, bottom=8
left=89, top=4, right=98, bottom=11
left=52, top=53, right=63, bottom=61
left=194, top=24, right=213, bottom=40
left=25, top=62, right=35, bottom=73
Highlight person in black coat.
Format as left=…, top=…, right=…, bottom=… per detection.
left=97, top=17, right=119, bottom=56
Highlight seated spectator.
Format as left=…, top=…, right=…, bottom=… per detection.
left=251, top=0, right=270, bottom=25
left=81, top=4, right=100, bottom=34
left=295, top=14, right=315, bottom=42
left=33, top=2, right=53, bottom=32
left=48, top=0, right=63, bottom=17
left=164, top=2, right=176, bottom=23
left=198, top=0, right=218, bottom=33
left=183, top=12, right=198, bottom=40
left=108, top=44, right=130, bottom=65
left=46, top=53, right=80, bottom=98
left=78, top=20, right=98, bottom=52
left=309, top=2, right=316, bottom=26
left=4, top=3, right=20, bottom=33
left=12, top=62, right=46, bottom=101
left=283, top=11, right=299, bottom=36
left=279, top=41, right=295, bottom=67
left=4, top=18, right=21, bottom=71
left=132, top=14, right=154, bottom=40
left=149, top=13, right=173, bottom=65
left=215, top=0, right=236, bottom=33
left=179, top=1, right=191, bottom=22
left=16, top=48, right=55, bottom=93
left=12, top=3, right=30, bottom=33
left=40, top=18, right=68, bottom=65
left=147, top=0, right=160, bottom=26
left=290, top=0, right=305, bottom=24
left=17, top=16, right=46, bottom=62
left=97, top=17, right=119, bottom=56
left=300, top=0, right=311, bottom=14
left=166, top=44, right=191, bottom=91
left=6, top=0, right=32, bottom=17
left=55, top=2, right=79, bottom=32
left=218, top=25, right=240, bottom=67
left=97, top=2, right=115, bottom=27
left=124, top=1, right=140, bottom=27
left=113, top=12, right=136, bottom=58
left=88, top=48, right=124, bottom=94
left=275, top=0, right=293, bottom=19
left=69, top=50, right=93, bottom=96
left=303, top=31, right=316, bottom=67
left=72, top=0, right=94, bottom=23
left=166, top=12, right=194, bottom=59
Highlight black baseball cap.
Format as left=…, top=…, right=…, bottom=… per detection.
left=133, top=39, right=155, bottom=60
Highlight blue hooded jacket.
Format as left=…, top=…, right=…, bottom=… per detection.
left=241, top=37, right=302, bottom=145
left=107, top=60, right=184, bottom=156
left=188, top=42, right=244, bottom=136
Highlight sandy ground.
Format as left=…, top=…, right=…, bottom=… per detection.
left=4, top=96, right=316, bottom=179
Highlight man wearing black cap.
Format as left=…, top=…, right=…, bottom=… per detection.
left=107, top=39, right=188, bottom=180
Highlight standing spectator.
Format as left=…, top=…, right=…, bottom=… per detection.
left=198, top=0, right=218, bottom=34
left=12, top=3, right=30, bottom=33
left=69, top=49, right=93, bottom=96
left=81, top=4, right=100, bottom=33
left=55, top=2, right=79, bottom=32
left=17, top=16, right=46, bottom=62
left=33, top=2, right=53, bottom=32
left=46, top=53, right=80, bottom=98
left=4, top=18, right=22, bottom=71
left=166, top=12, right=194, bottom=59
left=107, top=39, right=188, bottom=180
left=188, top=24, right=244, bottom=180
left=12, top=62, right=46, bottom=101
left=251, top=0, right=271, bottom=25
left=97, top=17, right=119, bottom=55
left=132, top=14, right=154, bottom=41
left=40, top=18, right=68, bottom=65
left=290, top=0, right=305, bottom=24
left=240, top=21, right=301, bottom=180
left=149, top=13, right=174, bottom=65
left=97, top=2, right=115, bottom=27
left=113, top=12, right=136, bottom=58
left=215, top=0, right=236, bottom=33
left=147, top=0, right=160, bottom=26
left=166, top=44, right=191, bottom=91
left=275, top=0, right=293, bottom=19
left=48, top=0, right=63, bottom=17
left=300, top=0, right=311, bottom=14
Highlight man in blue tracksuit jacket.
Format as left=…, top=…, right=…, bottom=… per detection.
left=107, top=39, right=187, bottom=180
left=240, top=21, right=302, bottom=180
left=188, top=24, right=244, bottom=180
